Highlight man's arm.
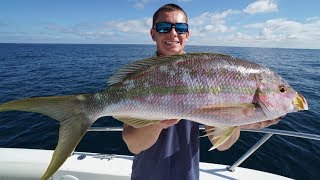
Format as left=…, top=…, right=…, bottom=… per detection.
left=122, top=119, right=179, bottom=154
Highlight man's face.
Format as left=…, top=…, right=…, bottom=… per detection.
left=150, top=10, right=189, bottom=56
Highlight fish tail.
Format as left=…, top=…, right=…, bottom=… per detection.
left=0, top=94, right=95, bottom=180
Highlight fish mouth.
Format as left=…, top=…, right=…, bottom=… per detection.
left=292, top=93, right=308, bottom=111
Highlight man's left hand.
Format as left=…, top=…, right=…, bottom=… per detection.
left=210, top=116, right=284, bottom=151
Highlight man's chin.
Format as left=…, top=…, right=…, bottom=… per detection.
left=166, top=48, right=184, bottom=55
left=158, top=46, right=184, bottom=56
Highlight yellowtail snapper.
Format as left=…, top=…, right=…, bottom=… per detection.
left=0, top=53, right=308, bottom=179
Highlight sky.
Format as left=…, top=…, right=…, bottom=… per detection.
left=1, top=0, right=320, bottom=49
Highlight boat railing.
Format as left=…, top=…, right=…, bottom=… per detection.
left=88, top=126, right=320, bottom=172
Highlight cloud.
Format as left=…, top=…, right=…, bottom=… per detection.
left=44, top=22, right=97, bottom=36
left=40, top=17, right=152, bottom=43
left=211, top=17, right=320, bottom=48
left=107, top=17, right=152, bottom=34
left=17, top=2, right=318, bottom=49
left=244, top=0, right=278, bottom=14
left=190, top=9, right=240, bottom=25
left=244, top=18, right=320, bottom=41
left=189, top=9, right=240, bottom=36
left=187, top=12, right=320, bottom=49
left=129, top=0, right=154, bottom=9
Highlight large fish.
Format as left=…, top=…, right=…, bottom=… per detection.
left=0, top=53, right=308, bottom=179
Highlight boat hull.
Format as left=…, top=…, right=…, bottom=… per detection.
left=0, top=148, right=292, bottom=180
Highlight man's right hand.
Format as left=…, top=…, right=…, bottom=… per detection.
left=158, top=119, right=180, bottom=129
left=122, top=119, right=180, bottom=154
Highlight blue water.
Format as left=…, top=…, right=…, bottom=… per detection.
left=0, top=43, right=319, bottom=179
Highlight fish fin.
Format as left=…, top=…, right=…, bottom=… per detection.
left=107, top=55, right=175, bottom=85
left=107, top=53, right=233, bottom=85
left=114, top=116, right=162, bottom=128
left=0, top=94, right=90, bottom=118
left=41, top=114, right=92, bottom=180
left=201, top=126, right=237, bottom=151
left=192, top=103, right=256, bottom=117
left=108, top=56, right=172, bottom=86
left=0, top=95, right=95, bottom=180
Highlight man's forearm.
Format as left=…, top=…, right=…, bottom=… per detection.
left=122, top=119, right=180, bottom=154
left=122, top=124, right=163, bottom=154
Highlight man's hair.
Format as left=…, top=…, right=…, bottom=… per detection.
left=152, top=3, right=188, bottom=27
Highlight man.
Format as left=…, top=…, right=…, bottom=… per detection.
left=122, top=3, right=280, bottom=180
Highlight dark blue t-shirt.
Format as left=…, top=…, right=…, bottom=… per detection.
left=131, top=120, right=200, bottom=180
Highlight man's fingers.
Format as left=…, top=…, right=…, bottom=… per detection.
left=159, top=119, right=180, bottom=129
left=240, top=116, right=284, bottom=129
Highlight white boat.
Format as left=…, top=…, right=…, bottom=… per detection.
left=1, top=128, right=319, bottom=180
left=0, top=148, right=292, bottom=180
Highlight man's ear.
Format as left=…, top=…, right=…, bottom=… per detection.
left=150, top=29, right=156, bottom=41
left=185, top=31, right=190, bottom=42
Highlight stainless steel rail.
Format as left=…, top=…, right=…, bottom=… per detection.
left=242, top=128, right=320, bottom=141
left=89, top=127, right=123, bottom=132
left=89, top=126, right=320, bottom=141
left=227, top=133, right=273, bottom=172
left=227, top=128, right=320, bottom=172
left=88, top=126, right=320, bottom=172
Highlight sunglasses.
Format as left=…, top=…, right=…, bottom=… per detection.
left=153, top=22, right=188, bottom=34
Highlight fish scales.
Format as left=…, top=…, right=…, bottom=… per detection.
left=100, top=53, right=289, bottom=126
left=121, top=55, right=251, bottom=95
left=115, top=54, right=260, bottom=98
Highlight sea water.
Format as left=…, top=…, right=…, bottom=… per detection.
left=0, top=43, right=319, bottom=179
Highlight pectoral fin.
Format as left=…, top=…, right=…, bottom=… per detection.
left=114, top=116, right=162, bottom=128
left=200, top=126, right=237, bottom=151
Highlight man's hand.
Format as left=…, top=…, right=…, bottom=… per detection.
left=210, top=116, right=284, bottom=151
left=240, top=117, right=282, bottom=129
left=158, top=119, right=180, bottom=129
left=122, top=119, right=180, bottom=154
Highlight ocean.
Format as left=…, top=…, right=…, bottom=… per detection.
left=0, top=43, right=319, bottom=179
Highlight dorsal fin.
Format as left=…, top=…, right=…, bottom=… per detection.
left=107, top=54, right=187, bottom=86
left=107, top=53, right=232, bottom=86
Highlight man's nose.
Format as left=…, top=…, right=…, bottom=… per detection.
left=168, top=26, right=178, bottom=36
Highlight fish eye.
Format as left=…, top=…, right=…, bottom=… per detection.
left=279, top=85, right=286, bottom=93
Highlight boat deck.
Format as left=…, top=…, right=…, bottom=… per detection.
left=0, top=148, right=292, bottom=180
